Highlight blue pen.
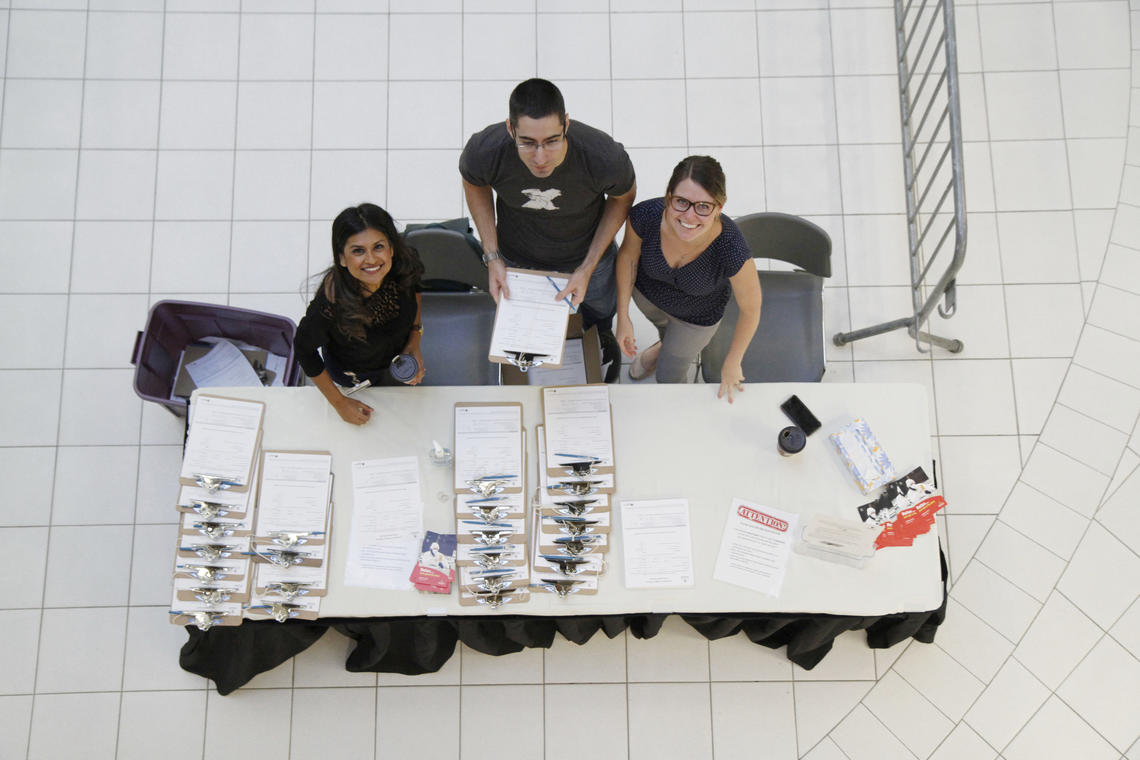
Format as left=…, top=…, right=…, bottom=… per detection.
left=554, top=453, right=599, bottom=460
left=546, top=276, right=578, bottom=313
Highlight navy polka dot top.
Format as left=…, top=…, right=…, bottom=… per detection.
left=630, top=197, right=753, bottom=326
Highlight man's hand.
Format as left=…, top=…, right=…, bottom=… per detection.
left=555, top=265, right=593, bottom=307
left=488, top=258, right=509, bottom=302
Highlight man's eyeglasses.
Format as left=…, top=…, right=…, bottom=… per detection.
left=669, top=195, right=718, bottom=217
left=515, top=131, right=566, bottom=154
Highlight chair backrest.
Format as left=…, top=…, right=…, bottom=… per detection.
left=405, top=227, right=490, bottom=293
left=418, top=292, right=500, bottom=386
left=734, top=212, right=832, bottom=277
left=700, top=269, right=826, bottom=384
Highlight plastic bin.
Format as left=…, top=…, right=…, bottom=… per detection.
left=131, top=300, right=302, bottom=416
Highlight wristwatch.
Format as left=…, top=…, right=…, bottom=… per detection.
left=481, top=250, right=502, bottom=265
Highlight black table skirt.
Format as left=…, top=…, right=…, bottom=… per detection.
left=182, top=551, right=948, bottom=695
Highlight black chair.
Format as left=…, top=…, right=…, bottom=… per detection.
left=700, top=212, right=832, bottom=384
left=418, top=292, right=500, bottom=385
left=404, top=226, right=490, bottom=293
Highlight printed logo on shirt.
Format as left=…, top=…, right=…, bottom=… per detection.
left=521, top=188, right=562, bottom=211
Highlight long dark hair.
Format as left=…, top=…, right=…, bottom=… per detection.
left=320, top=203, right=423, bottom=342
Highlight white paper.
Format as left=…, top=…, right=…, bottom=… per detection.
left=713, top=499, right=799, bottom=596
left=453, top=405, right=523, bottom=489
left=255, top=452, right=332, bottom=536
left=620, top=498, right=694, bottom=588
left=489, top=269, right=571, bottom=362
left=525, top=338, right=587, bottom=386
left=180, top=395, right=263, bottom=485
left=542, top=385, right=614, bottom=469
left=256, top=560, right=329, bottom=592
left=344, top=456, right=424, bottom=589
left=185, top=340, right=264, bottom=389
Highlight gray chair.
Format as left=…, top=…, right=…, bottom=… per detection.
left=418, top=292, right=500, bottom=385
left=700, top=212, right=832, bottom=384
left=404, top=226, right=490, bottom=293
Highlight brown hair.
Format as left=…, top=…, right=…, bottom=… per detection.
left=666, top=155, right=727, bottom=206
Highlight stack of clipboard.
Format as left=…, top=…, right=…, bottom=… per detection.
left=453, top=402, right=530, bottom=609
left=170, top=394, right=264, bottom=631
left=243, top=451, right=333, bottom=623
left=532, top=385, right=617, bottom=598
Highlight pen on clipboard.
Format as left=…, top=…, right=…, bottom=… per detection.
left=546, top=275, right=578, bottom=313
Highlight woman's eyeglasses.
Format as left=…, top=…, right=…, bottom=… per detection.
left=669, top=195, right=718, bottom=217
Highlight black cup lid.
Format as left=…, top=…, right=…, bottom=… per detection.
left=779, top=425, right=806, bottom=453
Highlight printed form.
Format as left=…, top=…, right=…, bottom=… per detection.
left=344, top=456, right=424, bottom=590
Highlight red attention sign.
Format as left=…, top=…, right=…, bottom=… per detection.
left=737, top=505, right=789, bottom=532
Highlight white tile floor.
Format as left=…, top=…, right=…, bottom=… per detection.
left=1, top=0, right=1139, bottom=758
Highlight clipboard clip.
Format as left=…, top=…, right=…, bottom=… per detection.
left=176, top=564, right=233, bottom=582
left=190, top=587, right=232, bottom=605
left=539, top=554, right=589, bottom=575
left=262, top=581, right=312, bottom=600
left=193, top=521, right=235, bottom=540
left=553, top=499, right=599, bottom=517
left=538, top=577, right=585, bottom=598
left=469, top=503, right=512, bottom=524
left=470, top=527, right=514, bottom=545
left=472, top=589, right=514, bottom=609
left=252, top=548, right=309, bottom=567
left=188, top=500, right=231, bottom=519
left=559, top=459, right=603, bottom=477
left=549, top=515, right=600, bottom=537
left=181, top=543, right=233, bottom=561
left=548, top=480, right=602, bottom=497
left=467, top=478, right=510, bottom=498
left=170, top=609, right=227, bottom=631
left=473, top=569, right=516, bottom=594
left=471, top=548, right=511, bottom=569
left=504, top=351, right=551, bottom=373
left=194, top=474, right=239, bottom=495
left=552, top=535, right=601, bottom=556
left=266, top=530, right=317, bottom=549
left=247, top=602, right=304, bottom=623
left=342, top=371, right=372, bottom=397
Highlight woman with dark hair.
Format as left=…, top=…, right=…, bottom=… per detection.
left=295, top=203, right=425, bottom=425
left=614, top=156, right=762, bottom=402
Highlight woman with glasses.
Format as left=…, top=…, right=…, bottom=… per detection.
left=615, top=156, right=762, bottom=401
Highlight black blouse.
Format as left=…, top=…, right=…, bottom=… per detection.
left=294, top=278, right=417, bottom=378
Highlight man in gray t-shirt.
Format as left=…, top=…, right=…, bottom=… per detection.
left=458, top=78, right=636, bottom=342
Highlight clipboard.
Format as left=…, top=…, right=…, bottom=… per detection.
left=488, top=268, right=573, bottom=369
left=178, top=393, right=265, bottom=492
left=452, top=402, right=525, bottom=494
left=540, top=385, right=617, bottom=492
left=253, top=450, right=333, bottom=544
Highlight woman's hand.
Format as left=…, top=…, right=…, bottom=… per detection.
left=333, top=393, right=373, bottom=425
left=717, top=359, right=745, bottom=404
left=406, top=343, right=426, bottom=385
left=616, top=314, right=638, bottom=359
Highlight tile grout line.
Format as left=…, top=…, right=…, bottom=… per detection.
left=24, top=2, right=89, bottom=758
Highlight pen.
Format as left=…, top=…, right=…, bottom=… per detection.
left=546, top=275, right=578, bottom=312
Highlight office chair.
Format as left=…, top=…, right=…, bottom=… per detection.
left=404, top=226, right=490, bottom=293
left=700, top=212, right=832, bottom=384
left=418, top=292, right=500, bottom=385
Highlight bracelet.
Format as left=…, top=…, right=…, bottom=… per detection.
left=412, top=323, right=424, bottom=335
left=481, top=250, right=502, bottom=265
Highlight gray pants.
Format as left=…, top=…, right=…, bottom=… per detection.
left=632, top=288, right=720, bottom=384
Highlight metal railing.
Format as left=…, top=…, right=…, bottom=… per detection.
left=833, top=0, right=967, bottom=353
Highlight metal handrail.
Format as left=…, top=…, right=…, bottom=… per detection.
left=833, top=0, right=967, bottom=353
